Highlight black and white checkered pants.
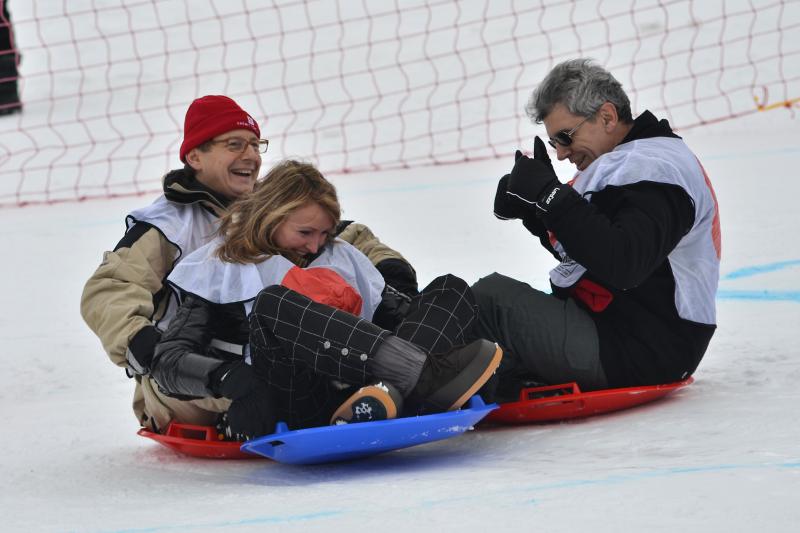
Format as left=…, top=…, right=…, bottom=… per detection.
left=249, top=274, right=477, bottom=428
left=394, top=274, right=477, bottom=355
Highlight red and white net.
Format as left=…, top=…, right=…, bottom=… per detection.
left=1, top=0, right=798, bottom=207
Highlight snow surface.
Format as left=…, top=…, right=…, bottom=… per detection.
left=2, top=2, right=800, bottom=532
left=3, top=108, right=799, bottom=533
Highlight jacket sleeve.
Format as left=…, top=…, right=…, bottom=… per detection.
left=541, top=181, right=695, bottom=289
left=150, top=295, right=225, bottom=398
left=336, top=221, right=419, bottom=295
left=80, top=225, right=177, bottom=368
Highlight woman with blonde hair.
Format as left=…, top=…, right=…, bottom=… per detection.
left=150, top=160, right=501, bottom=440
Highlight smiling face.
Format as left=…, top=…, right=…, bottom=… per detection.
left=185, top=128, right=262, bottom=200
left=273, top=202, right=335, bottom=257
left=543, top=102, right=629, bottom=172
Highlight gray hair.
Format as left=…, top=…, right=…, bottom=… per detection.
left=526, top=58, right=633, bottom=124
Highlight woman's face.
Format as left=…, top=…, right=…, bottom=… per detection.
left=273, top=202, right=335, bottom=256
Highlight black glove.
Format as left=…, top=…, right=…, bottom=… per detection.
left=210, top=361, right=257, bottom=400
left=375, top=258, right=419, bottom=296
left=493, top=174, right=528, bottom=220
left=125, top=325, right=161, bottom=376
left=220, top=379, right=277, bottom=441
left=507, top=136, right=564, bottom=213
left=521, top=214, right=549, bottom=238
left=372, top=284, right=413, bottom=330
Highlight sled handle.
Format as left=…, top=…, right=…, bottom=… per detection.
left=532, top=398, right=586, bottom=411
left=520, top=382, right=581, bottom=402
left=165, top=423, right=221, bottom=442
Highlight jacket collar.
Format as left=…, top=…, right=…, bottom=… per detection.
left=619, top=110, right=681, bottom=145
left=162, top=168, right=231, bottom=217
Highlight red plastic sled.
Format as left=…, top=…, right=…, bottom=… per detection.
left=137, top=422, right=261, bottom=459
left=484, top=377, right=694, bottom=424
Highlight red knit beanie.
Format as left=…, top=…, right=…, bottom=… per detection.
left=179, top=95, right=261, bottom=163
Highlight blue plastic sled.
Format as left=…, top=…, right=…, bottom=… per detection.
left=241, top=395, right=497, bottom=464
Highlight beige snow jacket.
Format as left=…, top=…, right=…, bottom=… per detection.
left=80, top=169, right=416, bottom=425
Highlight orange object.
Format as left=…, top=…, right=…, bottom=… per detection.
left=485, top=377, right=693, bottom=424
left=281, top=266, right=363, bottom=316
left=137, top=422, right=263, bottom=459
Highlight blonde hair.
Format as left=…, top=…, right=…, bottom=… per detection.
left=216, top=160, right=341, bottom=265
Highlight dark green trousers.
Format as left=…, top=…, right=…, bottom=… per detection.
left=471, top=272, right=608, bottom=392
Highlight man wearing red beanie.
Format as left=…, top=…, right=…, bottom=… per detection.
left=179, top=94, right=263, bottom=196
left=81, top=95, right=420, bottom=436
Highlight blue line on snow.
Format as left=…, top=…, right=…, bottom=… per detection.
left=387, top=460, right=800, bottom=510
left=722, top=259, right=800, bottom=280
left=82, top=461, right=800, bottom=532
left=89, top=510, right=343, bottom=533
left=531, top=460, right=800, bottom=490
left=717, top=289, right=800, bottom=302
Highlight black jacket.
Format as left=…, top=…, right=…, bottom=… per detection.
left=534, top=111, right=716, bottom=387
left=151, top=295, right=247, bottom=399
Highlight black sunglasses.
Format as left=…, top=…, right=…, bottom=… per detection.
left=548, top=114, right=592, bottom=149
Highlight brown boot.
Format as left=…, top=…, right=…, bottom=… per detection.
left=407, top=339, right=503, bottom=414
left=330, top=381, right=404, bottom=425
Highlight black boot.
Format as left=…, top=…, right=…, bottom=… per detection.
left=406, top=339, right=502, bottom=414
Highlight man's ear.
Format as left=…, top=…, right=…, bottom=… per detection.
left=185, top=148, right=203, bottom=171
left=598, top=101, right=619, bottom=131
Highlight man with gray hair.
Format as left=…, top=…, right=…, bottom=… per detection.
left=473, top=58, right=721, bottom=395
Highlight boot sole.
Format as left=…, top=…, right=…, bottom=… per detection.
left=329, top=384, right=400, bottom=425
left=427, top=341, right=503, bottom=412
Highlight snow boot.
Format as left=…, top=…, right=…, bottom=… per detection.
left=406, top=339, right=503, bottom=414
left=330, top=381, right=404, bottom=425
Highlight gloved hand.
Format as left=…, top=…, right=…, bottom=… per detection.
left=124, top=325, right=161, bottom=376
left=506, top=136, right=562, bottom=213
left=375, top=258, right=419, bottom=296
left=220, top=379, right=277, bottom=441
left=493, top=174, right=528, bottom=220
left=372, top=284, right=413, bottom=330
left=210, top=361, right=257, bottom=400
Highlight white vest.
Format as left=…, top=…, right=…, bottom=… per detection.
left=167, top=237, right=386, bottom=321
left=127, top=195, right=219, bottom=261
left=126, top=195, right=220, bottom=327
left=549, top=137, right=721, bottom=325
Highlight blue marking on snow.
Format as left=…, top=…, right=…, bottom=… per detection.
left=360, top=460, right=800, bottom=513
left=717, top=290, right=800, bottom=302
left=76, top=460, right=800, bottom=532
left=90, top=510, right=343, bottom=533
left=421, top=460, right=800, bottom=505
left=722, top=259, right=800, bottom=280
left=716, top=260, right=800, bottom=302
left=532, top=460, right=800, bottom=490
